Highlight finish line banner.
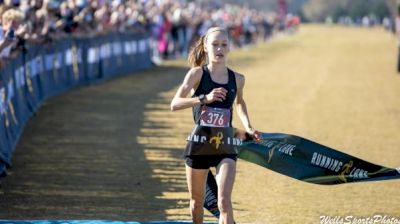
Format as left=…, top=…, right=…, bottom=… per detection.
left=238, top=132, right=400, bottom=185
left=204, top=131, right=400, bottom=218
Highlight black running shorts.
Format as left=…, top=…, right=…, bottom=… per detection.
left=185, top=154, right=237, bottom=169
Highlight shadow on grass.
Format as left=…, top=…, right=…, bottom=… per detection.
left=0, top=64, right=190, bottom=221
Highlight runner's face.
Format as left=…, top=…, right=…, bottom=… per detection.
left=205, top=31, right=229, bottom=64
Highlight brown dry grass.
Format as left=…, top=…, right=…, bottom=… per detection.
left=1, top=25, right=399, bottom=223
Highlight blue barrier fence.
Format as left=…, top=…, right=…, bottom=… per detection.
left=0, top=32, right=153, bottom=176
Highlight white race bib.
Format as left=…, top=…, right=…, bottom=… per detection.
left=200, top=106, right=231, bottom=127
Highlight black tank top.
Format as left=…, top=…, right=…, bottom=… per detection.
left=192, top=66, right=237, bottom=126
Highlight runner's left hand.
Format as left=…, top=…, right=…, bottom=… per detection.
left=247, top=129, right=262, bottom=142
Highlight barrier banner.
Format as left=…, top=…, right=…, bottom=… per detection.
left=85, top=37, right=102, bottom=83
left=185, top=125, right=241, bottom=156
left=204, top=131, right=400, bottom=218
left=12, top=53, right=32, bottom=127
left=24, top=44, right=45, bottom=111
left=0, top=56, right=20, bottom=167
left=0, top=32, right=153, bottom=177
left=0, top=66, right=11, bottom=167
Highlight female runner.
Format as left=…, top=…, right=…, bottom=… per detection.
left=171, top=26, right=260, bottom=224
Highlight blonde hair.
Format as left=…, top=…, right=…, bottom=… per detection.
left=2, top=9, right=24, bottom=24
left=188, top=27, right=228, bottom=68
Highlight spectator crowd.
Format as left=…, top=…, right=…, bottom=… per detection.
left=0, top=0, right=300, bottom=68
left=326, top=14, right=394, bottom=32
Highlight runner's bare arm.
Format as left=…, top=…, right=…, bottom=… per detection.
left=234, top=73, right=258, bottom=137
left=170, top=67, right=203, bottom=111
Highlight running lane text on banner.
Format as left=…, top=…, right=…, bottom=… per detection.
left=238, top=132, right=400, bottom=185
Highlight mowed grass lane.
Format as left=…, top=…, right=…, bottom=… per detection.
left=1, top=25, right=399, bottom=223
left=160, top=25, right=400, bottom=223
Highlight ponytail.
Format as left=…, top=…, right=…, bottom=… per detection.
left=188, top=35, right=207, bottom=67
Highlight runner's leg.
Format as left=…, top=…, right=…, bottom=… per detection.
left=216, top=158, right=236, bottom=224
left=186, top=164, right=209, bottom=224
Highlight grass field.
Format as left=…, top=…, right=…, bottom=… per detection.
left=1, top=25, right=399, bottom=223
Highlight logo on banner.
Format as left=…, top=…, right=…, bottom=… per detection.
left=209, top=132, right=223, bottom=149
left=0, top=88, right=10, bottom=127
left=0, top=87, right=5, bottom=115
left=6, top=80, right=18, bottom=126
left=7, top=101, right=18, bottom=126
left=268, top=147, right=274, bottom=163
left=72, top=45, right=79, bottom=80
left=340, top=160, right=369, bottom=181
left=25, top=62, right=33, bottom=93
left=53, top=54, right=60, bottom=82
left=339, top=161, right=353, bottom=182
left=260, top=140, right=296, bottom=164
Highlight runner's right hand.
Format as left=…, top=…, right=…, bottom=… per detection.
left=205, top=87, right=227, bottom=103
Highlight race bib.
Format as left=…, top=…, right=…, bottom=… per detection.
left=200, top=106, right=231, bottom=127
